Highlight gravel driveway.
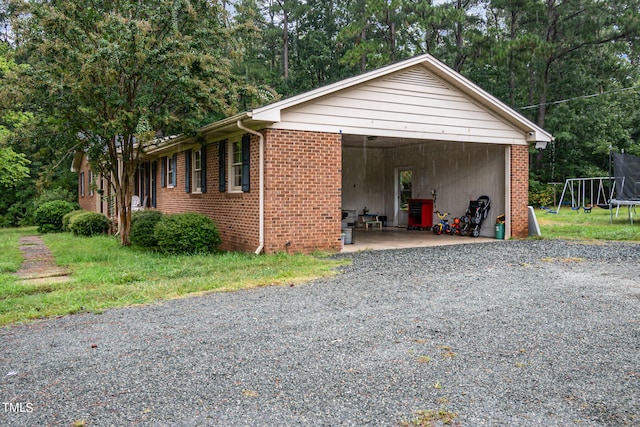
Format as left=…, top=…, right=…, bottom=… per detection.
left=1, top=240, right=639, bottom=426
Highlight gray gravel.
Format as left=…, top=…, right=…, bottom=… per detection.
left=1, top=239, right=639, bottom=426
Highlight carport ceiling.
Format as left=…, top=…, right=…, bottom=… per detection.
left=342, top=134, right=434, bottom=149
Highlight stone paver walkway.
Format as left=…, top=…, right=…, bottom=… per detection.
left=15, top=236, right=71, bottom=285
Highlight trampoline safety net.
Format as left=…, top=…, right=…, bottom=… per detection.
left=612, top=152, right=640, bottom=201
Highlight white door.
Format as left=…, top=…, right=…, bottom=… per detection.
left=395, top=168, right=412, bottom=227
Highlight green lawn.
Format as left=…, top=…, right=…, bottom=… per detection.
left=2, top=209, right=637, bottom=326
left=0, top=228, right=348, bottom=326
left=536, top=204, right=640, bottom=241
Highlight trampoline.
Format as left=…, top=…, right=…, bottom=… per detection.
left=609, top=151, right=640, bottom=224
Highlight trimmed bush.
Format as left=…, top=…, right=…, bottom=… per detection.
left=34, top=200, right=75, bottom=233
left=69, top=211, right=110, bottom=236
left=62, top=209, right=86, bottom=231
left=155, top=213, right=221, bottom=254
left=131, top=210, right=164, bottom=248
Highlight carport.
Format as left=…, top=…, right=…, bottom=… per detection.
left=341, top=136, right=506, bottom=237
left=248, top=53, right=552, bottom=252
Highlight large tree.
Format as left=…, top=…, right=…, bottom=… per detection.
left=0, top=41, right=30, bottom=188
left=11, top=0, right=246, bottom=244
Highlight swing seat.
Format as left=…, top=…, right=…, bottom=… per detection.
left=583, top=206, right=592, bottom=213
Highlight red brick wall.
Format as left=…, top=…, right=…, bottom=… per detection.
left=153, top=130, right=342, bottom=254
left=510, top=145, right=529, bottom=238
left=155, top=142, right=260, bottom=253
left=77, top=157, right=100, bottom=213
left=263, top=129, right=342, bottom=254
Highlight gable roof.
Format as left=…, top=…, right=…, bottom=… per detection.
left=176, top=53, right=552, bottom=150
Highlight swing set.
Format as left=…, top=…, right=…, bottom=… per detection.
left=555, top=177, right=613, bottom=213
left=545, top=152, right=639, bottom=223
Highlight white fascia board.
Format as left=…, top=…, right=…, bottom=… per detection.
left=266, top=122, right=530, bottom=146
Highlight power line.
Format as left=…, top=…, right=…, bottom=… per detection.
left=517, top=85, right=640, bottom=110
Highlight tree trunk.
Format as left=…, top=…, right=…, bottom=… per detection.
left=117, top=192, right=132, bottom=246
left=115, top=156, right=136, bottom=246
left=282, top=3, right=289, bottom=80
left=453, top=0, right=466, bottom=72
left=533, top=60, right=551, bottom=172
left=387, top=8, right=396, bottom=62
left=508, top=8, right=517, bottom=106
left=360, top=28, right=367, bottom=72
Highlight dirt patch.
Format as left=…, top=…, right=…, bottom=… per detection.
left=15, top=236, right=71, bottom=284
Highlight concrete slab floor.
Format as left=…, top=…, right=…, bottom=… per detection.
left=341, top=226, right=497, bottom=253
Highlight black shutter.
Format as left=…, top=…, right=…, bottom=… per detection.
left=219, top=140, right=226, bottom=192
left=151, top=161, right=157, bottom=208
left=200, top=145, right=207, bottom=193
left=185, top=149, right=192, bottom=193
left=144, top=162, right=150, bottom=203
left=171, top=154, right=177, bottom=186
left=160, top=157, right=166, bottom=188
left=241, top=134, right=250, bottom=192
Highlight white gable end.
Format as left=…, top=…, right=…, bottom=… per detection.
left=273, top=65, right=528, bottom=145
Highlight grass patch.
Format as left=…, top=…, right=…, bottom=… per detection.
left=400, top=408, right=458, bottom=426
left=0, top=229, right=349, bottom=326
left=0, top=227, right=37, bottom=273
left=536, top=206, right=640, bottom=241
left=417, top=355, right=432, bottom=364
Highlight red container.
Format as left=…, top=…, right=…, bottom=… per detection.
left=407, top=199, right=433, bottom=230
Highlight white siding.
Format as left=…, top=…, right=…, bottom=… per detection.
left=274, top=66, right=528, bottom=145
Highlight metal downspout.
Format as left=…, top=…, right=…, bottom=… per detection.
left=237, top=120, right=265, bottom=254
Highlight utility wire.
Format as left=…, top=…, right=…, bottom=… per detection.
left=517, top=85, right=640, bottom=110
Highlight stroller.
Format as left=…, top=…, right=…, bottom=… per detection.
left=461, top=195, right=491, bottom=237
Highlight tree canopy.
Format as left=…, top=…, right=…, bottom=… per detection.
left=0, top=41, right=30, bottom=188
left=2, top=0, right=640, bottom=230
left=8, top=0, right=259, bottom=243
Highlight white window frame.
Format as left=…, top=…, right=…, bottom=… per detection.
left=228, top=140, right=243, bottom=193
left=167, top=155, right=176, bottom=187
left=79, top=171, right=85, bottom=196
left=192, top=149, right=202, bottom=193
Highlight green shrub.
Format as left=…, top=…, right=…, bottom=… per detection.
left=69, top=211, right=110, bottom=236
left=34, top=187, right=77, bottom=209
left=155, top=213, right=221, bottom=254
left=34, top=200, right=75, bottom=233
left=131, top=210, right=164, bottom=248
left=62, top=209, right=86, bottom=231
left=1, top=202, right=34, bottom=228
left=529, top=179, right=554, bottom=207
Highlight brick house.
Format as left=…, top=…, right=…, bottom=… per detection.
left=74, top=54, right=553, bottom=254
